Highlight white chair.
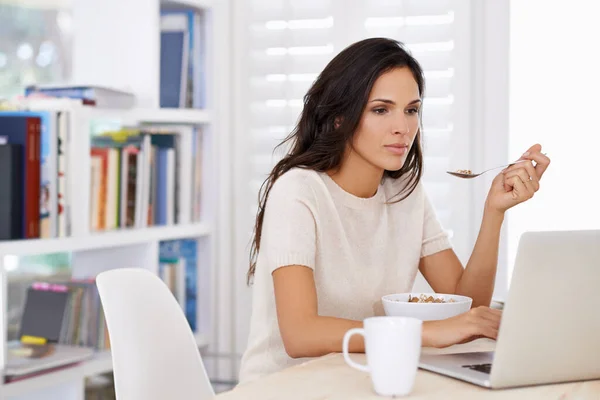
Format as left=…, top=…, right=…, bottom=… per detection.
left=96, top=267, right=214, bottom=400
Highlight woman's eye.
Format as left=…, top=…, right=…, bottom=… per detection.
left=373, top=108, right=387, bottom=115
left=406, top=108, right=419, bottom=114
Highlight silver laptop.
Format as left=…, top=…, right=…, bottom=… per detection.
left=419, top=229, right=600, bottom=389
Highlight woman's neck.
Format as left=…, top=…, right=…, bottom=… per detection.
left=327, top=149, right=384, bottom=198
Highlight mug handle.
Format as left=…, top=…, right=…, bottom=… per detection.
left=342, top=328, right=369, bottom=372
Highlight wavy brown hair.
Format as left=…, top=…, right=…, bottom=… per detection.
left=247, top=38, right=426, bottom=285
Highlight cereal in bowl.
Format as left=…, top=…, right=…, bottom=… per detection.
left=408, top=294, right=456, bottom=303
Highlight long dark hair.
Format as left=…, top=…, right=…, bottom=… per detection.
left=247, top=38, right=426, bottom=284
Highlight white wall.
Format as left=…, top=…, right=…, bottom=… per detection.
left=507, top=0, right=600, bottom=279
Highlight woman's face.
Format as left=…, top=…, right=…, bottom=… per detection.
left=350, top=67, right=421, bottom=172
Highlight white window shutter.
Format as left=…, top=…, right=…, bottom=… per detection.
left=246, top=0, right=338, bottom=216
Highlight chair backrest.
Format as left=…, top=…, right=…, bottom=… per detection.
left=96, top=268, right=214, bottom=400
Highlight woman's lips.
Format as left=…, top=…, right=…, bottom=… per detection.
left=384, top=144, right=409, bottom=155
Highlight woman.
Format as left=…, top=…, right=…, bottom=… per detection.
left=238, top=38, right=550, bottom=384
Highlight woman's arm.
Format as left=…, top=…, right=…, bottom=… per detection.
left=273, top=265, right=363, bottom=358
left=274, top=264, right=503, bottom=356
left=419, top=209, right=504, bottom=308
left=421, top=146, right=550, bottom=307
left=454, top=209, right=504, bottom=306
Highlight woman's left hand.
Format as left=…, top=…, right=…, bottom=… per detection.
left=485, top=144, right=551, bottom=214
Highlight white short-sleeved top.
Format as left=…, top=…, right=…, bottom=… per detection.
left=238, top=168, right=452, bottom=384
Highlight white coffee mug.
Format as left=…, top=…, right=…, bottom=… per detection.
left=342, top=316, right=422, bottom=397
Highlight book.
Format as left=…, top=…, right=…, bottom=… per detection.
left=0, top=115, right=42, bottom=238
left=0, top=110, right=59, bottom=238
left=159, top=239, right=198, bottom=331
left=160, top=8, right=207, bottom=108
left=25, top=84, right=136, bottom=109
left=160, top=13, right=190, bottom=108
left=0, top=144, right=24, bottom=240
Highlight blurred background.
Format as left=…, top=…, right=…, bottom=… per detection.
left=0, top=0, right=598, bottom=398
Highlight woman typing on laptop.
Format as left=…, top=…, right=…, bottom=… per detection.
left=238, top=38, right=551, bottom=384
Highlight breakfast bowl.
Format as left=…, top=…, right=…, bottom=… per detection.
left=381, top=293, right=472, bottom=321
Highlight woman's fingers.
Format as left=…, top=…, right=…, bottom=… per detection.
left=478, top=326, right=499, bottom=340
left=518, top=161, right=540, bottom=191
left=468, top=307, right=501, bottom=339
left=505, top=174, right=534, bottom=200
left=522, top=151, right=551, bottom=178
left=503, top=160, right=539, bottom=188
left=431, top=307, right=503, bottom=347
left=504, top=170, right=537, bottom=196
left=477, top=309, right=502, bottom=326
left=502, top=162, right=529, bottom=191
left=469, top=305, right=501, bottom=316
left=467, top=320, right=498, bottom=340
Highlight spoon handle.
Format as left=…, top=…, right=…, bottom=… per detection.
left=490, top=152, right=547, bottom=174
left=482, top=159, right=528, bottom=174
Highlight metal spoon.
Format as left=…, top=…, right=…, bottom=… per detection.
left=447, top=159, right=530, bottom=179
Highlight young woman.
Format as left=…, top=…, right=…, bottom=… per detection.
left=238, top=37, right=550, bottom=384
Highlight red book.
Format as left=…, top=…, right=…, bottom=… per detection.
left=90, top=148, right=110, bottom=231
left=24, top=118, right=41, bottom=238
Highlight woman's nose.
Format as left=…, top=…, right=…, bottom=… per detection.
left=393, top=116, right=410, bottom=135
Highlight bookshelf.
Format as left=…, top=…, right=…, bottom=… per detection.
left=88, top=108, right=212, bottom=125
left=0, top=0, right=231, bottom=398
left=0, top=224, right=211, bottom=257
left=164, top=0, right=214, bottom=9
left=0, top=101, right=217, bottom=399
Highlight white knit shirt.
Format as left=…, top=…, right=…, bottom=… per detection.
left=238, top=168, right=452, bottom=384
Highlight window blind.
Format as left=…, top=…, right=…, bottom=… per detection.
left=243, top=0, right=472, bottom=241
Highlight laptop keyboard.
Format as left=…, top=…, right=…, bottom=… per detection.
left=462, top=363, right=492, bottom=374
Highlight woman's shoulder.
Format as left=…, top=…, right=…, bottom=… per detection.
left=269, top=168, right=325, bottom=200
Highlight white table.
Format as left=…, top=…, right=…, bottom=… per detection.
left=217, top=339, right=600, bottom=399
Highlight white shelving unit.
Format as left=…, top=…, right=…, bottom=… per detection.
left=0, top=0, right=232, bottom=398
left=164, top=0, right=214, bottom=9
left=88, top=108, right=212, bottom=125
left=3, top=335, right=209, bottom=399
left=0, top=103, right=216, bottom=400
left=0, top=224, right=211, bottom=257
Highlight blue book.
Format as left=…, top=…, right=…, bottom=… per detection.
left=160, top=14, right=189, bottom=108
left=161, top=9, right=205, bottom=108
left=159, top=239, right=198, bottom=331
left=25, top=86, right=94, bottom=100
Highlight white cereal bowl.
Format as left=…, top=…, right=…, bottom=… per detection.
left=382, top=293, right=472, bottom=321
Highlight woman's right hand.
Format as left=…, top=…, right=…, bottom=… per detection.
left=422, top=306, right=502, bottom=348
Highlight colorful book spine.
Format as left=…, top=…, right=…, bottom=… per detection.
left=159, top=239, right=198, bottom=331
